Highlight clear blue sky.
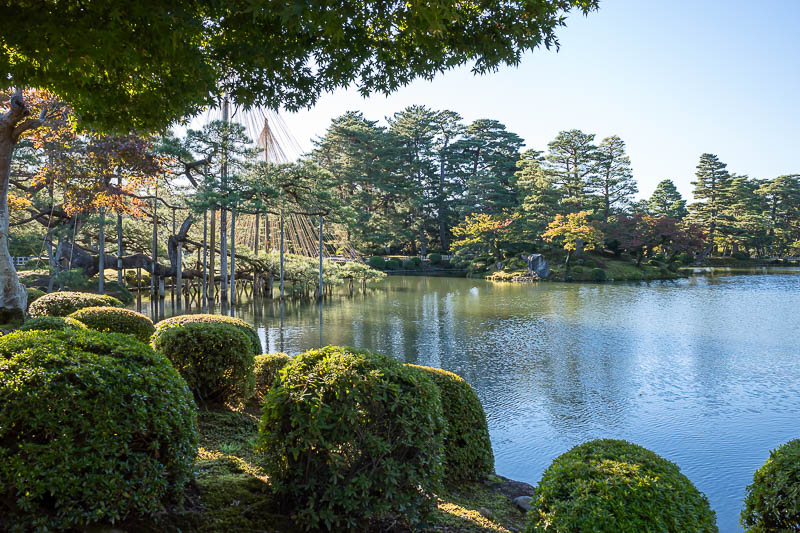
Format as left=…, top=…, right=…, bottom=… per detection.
left=282, top=0, right=800, bottom=201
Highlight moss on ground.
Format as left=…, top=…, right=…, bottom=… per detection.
left=118, top=405, right=525, bottom=532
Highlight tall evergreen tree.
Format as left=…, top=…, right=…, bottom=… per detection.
left=431, top=110, right=464, bottom=251
left=515, top=150, right=564, bottom=243
left=593, top=135, right=637, bottom=223
left=757, top=175, right=800, bottom=254
left=453, top=119, right=523, bottom=216
left=648, top=179, right=687, bottom=219
left=544, top=129, right=598, bottom=212
left=690, top=153, right=732, bottom=252
left=311, top=112, right=403, bottom=253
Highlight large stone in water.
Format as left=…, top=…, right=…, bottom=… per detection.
left=522, top=253, right=550, bottom=279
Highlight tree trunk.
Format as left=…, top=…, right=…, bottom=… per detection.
left=98, top=206, right=105, bottom=294
left=0, top=108, right=27, bottom=321
left=230, top=210, right=236, bottom=305
left=209, top=209, right=216, bottom=298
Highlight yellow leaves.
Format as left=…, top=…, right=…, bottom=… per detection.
left=542, top=211, right=604, bottom=252
left=8, top=193, right=32, bottom=211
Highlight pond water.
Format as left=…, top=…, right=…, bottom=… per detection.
left=135, top=267, right=800, bottom=532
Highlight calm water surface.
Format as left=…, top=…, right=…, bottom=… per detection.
left=137, top=268, right=800, bottom=532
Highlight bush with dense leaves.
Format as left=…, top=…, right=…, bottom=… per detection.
left=590, top=268, right=607, bottom=281
left=24, top=287, right=45, bottom=307
left=27, top=291, right=124, bottom=318
left=253, top=352, right=292, bottom=399
left=259, top=346, right=445, bottom=531
left=154, top=313, right=261, bottom=354
left=18, top=316, right=88, bottom=332
left=428, top=252, right=442, bottom=265
left=152, top=321, right=255, bottom=404
left=741, top=439, right=800, bottom=531
left=402, top=258, right=419, bottom=270
left=526, top=439, right=718, bottom=533
left=385, top=258, right=402, bottom=270
left=0, top=330, right=198, bottom=533
left=368, top=256, right=386, bottom=269
left=407, top=365, right=494, bottom=481
left=69, top=307, right=155, bottom=342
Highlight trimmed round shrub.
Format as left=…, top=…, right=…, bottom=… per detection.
left=368, top=256, right=386, bottom=269
left=732, top=250, right=751, bottom=260
left=25, top=287, right=45, bottom=307
left=526, top=439, right=718, bottom=533
left=259, top=346, right=445, bottom=531
left=385, top=257, right=402, bottom=270
left=0, top=330, right=198, bottom=532
left=27, top=290, right=124, bottom=318
left=408, top=365, right=494, bottom=481
left=590, top=267, right=607, bottom=281
left=410, top=256, right=422, bottom=266
left=154, top=313, right=261, bottom=355
left=741, top=439, right=800, bottom=531
left=428, top=252, right=442, bottom=265
left=18, top=316, right=88, bottom=332
left=152, top=321, right=255, bottom=404
left=253, top=352, right=292, bottom=399
left=69, top=306, right=155, bottom=342
left=570, top=265, right=585, bottom=274
left=402, top=258, right=418, bottom=270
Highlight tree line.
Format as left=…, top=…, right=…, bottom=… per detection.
left=307, top=106, right=800, bottom=266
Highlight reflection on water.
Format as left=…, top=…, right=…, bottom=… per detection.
left=135, top=269, right=800, bottom=532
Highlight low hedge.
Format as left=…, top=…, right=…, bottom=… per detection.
left=590, top=268, right=607, bottom=281
left=154, top=314, right=261, bottom=355
left=741, top=439, right=800, bottom=531
left=368, top=256, right=386, bottom=270
left=18, top=316, right=88, bottom=332
left=152, top=321, right=255, bottom=404
left=259, top=346, right=445, bottom=531
left=69, top=307, right=155, bottom=342
left=428, top=253, right=442, bottom=265
left=25, top=287, right=45, bottom=308
left=27, top=291, right=124, bottom=318
left=253, top=352, right=292, bottom=400
left=0, top=330, right=198, bottom=532
left=407, top=364, right=494, bottom=481
left=385, top=258, right=402, bottom=270
left=526, top=439, right=718, bottom=532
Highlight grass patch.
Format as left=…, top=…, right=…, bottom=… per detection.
left=118, top=405, right=525, bottom=532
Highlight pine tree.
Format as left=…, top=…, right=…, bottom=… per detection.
left=452, top=119, right=523, bottom=216
left=648, top=179, right=687, bottom=219
left=757, top=175, right=800, bottom=255
left=544, top=130, right=598, bottom=212
left=690, top=153, right=732, bottom=252
left=592, top=135, right=637, bottom=223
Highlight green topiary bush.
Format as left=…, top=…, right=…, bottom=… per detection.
left=0, top=330, right=198, bottom=532
left=152, top=321, right=255, bottom=404
left=732, top=250, right=751, bottom=260
left=526, top=439, right=718, bottom=533
left=24, top=287, right=45, bottom=308
left=402, top=258, right=418, bottom=270
left=18, top=316, right=88, bottom=332
left=428, top=252, right=442, bottom=265
left=410, top=256, right=422, bottom=266
left=590, top=268, right=607, bottom=281
left=385, top=258, right=402, bottom=270
left=368, top=256, right=386, bottom=269
left=27, top=290, right=124, bottom=318
left=741, top=439, right=800, bottom=531
left=69, top=306, right=155, bottom=342
left=259, top=346, right=445, bottom=531
left=154, top=313, right=261, bottom=354
left=253, top=352, right=292, bottom=400
left=407, top=365, right=494, bottom=481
